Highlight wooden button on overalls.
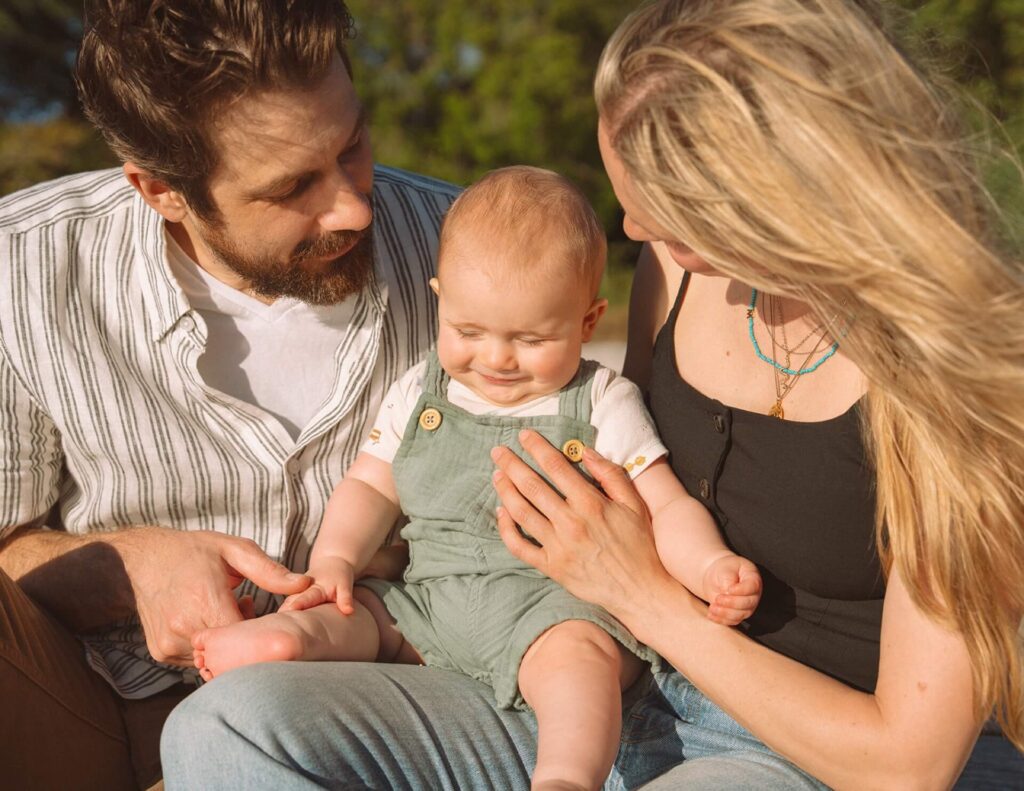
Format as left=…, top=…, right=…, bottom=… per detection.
left=562, top=439, right=585, bottom=463
left=419, top=408, right=443, bottom=431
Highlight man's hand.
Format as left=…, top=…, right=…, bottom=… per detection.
left=116, top=527, right=310, bottom=665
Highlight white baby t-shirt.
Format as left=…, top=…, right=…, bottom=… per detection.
left=362, top=359, right=668, bottom=478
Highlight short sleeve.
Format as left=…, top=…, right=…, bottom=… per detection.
left=0, top=347, right=63, bottom=536
left=590, top=367, right=668, bottom=479
left=360, top=360, right=426, bottom=464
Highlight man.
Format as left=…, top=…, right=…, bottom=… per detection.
left=0, top=1, right=457, bottom=787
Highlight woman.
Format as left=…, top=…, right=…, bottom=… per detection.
left=493, top=0, right=1024, bottom=785
left=162, top=1, right=1022, bottom=787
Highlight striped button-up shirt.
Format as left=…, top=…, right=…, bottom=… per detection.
left=0, top=165, right=458, bottom=697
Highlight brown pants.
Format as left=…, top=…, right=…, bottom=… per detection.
left=0, top=567, right=191, bottom=790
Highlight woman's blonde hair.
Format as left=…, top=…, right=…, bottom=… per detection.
left=597, top=0, right=1024, bottom=746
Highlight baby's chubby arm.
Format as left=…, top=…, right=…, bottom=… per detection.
left=279, top=452, right=402, bottom=616
left=632, top=458, right=761, bottom=625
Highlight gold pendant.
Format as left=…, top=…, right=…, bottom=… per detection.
left=769, top=400, right=785, bottom=419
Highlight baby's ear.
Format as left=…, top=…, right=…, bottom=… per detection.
left=581, top=297, right=609, bottom=342
left=428, top=277, right=440, bottom=296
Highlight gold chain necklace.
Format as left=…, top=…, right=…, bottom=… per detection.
left=764, top=293, right=836, bottom=419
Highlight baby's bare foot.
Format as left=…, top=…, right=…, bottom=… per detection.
left=192, top=612, right=315, bottom=680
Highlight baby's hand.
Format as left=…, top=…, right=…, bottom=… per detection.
left=703, top=554, right=762, bottom=625
left=278, top=557, right=357, bottom=616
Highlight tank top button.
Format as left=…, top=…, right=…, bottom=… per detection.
left=713, top=414, right=725, bottom=433
left=699, top=478, right=711, bottom=499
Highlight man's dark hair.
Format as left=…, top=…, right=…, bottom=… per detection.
left=76, top=1, right=355, bottom=220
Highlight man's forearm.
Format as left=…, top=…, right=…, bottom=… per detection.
left=0, top=526, right=136, bottom=632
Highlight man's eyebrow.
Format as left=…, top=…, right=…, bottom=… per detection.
left=245, top=105, right=369, bottom=200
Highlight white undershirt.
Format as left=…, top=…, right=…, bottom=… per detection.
left=165, top=229, right=355, bottom=439
left=363, top=360, right=668, bottom=478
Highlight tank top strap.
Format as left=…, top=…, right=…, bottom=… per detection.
left=667, top=270, right=692, bottom=328
left=422, top=350, right=450, bottom=398
left=557, top=359, right=600, bottom=423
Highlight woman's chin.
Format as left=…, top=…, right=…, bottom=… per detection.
left=670, top=249, right=719, bottom=275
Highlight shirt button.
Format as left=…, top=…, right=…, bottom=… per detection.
left=713, top=414, right=725, bottom=433
left=562, top=439, right=585, bottom=463
left=699, top=478, right=711, bottom=499
left=286, top=458, right=300, bottom=475
left=418, top=408, right=443, bottom=431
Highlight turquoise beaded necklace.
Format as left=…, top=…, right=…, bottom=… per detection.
left=746, top=288, right=839, bottom=376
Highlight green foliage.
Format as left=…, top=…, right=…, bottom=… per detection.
left=0, top=0, right=1020, bottom=281
left=345, top=0, right=624, bottom=223
left=0, top=0, right=83, bottom=118
left=897, top=0, right=1024, bottom=248
left=0, top=119, right=116, bottom=197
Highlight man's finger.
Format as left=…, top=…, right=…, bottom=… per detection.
left=203, top=588, right=247, bottom=629
left=238, top=594, right=256, bottom=620
left=219, top=537, right=310, bottom=594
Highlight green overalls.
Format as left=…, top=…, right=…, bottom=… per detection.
left=359, top=352, right=657, bottom=709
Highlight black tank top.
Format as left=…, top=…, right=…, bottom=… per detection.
left=648, top=274, right=884, bottom=691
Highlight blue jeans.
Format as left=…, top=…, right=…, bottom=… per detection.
left=161, top=663, right=825, bottom=789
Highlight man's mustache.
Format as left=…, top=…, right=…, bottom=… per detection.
left=291, top=228, right=368, bottom=264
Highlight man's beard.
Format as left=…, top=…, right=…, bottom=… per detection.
left=201, top=224, right=375, bottom=305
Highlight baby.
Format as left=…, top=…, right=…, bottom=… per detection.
left=192, top=166, right=762, bottom=791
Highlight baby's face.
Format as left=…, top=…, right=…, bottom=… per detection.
left=431, top=259, right=603, bottom=408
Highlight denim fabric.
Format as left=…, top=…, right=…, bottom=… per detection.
left=161, top=663, right=828, bottom=790
left=610, top=670, right=828, bottom=790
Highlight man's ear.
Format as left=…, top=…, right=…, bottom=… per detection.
left=428, top=277, right=440, bottom=296
left=123, top=162, right=189, bottom=222
left=581, top=297, right=608, bottom=342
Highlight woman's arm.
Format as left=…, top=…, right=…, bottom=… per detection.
left=491, top=434, right=981, bottom=790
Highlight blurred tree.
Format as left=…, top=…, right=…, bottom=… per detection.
left=0, top=0, right=1020, bottom=255
left=345, top=0, right=625, bottom=224
left=897, top=0, right=1024, bottom=239
left=0, top=0, right=84, bottom=119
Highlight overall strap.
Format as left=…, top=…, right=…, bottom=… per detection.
left=422, top=349, right=450, bottom=398
left=557, top=359, right=600, bottom=424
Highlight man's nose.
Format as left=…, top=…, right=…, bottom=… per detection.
left=318, top=169, right=372, bottom=233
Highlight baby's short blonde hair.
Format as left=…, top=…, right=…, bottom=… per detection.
left=438, top=166, right=607, bottom=301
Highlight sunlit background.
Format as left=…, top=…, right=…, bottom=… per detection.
left=1, top=1, right=1021, bottom=342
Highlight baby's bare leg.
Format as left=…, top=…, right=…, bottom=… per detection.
left=193, top=588, right=417, bottom=681
left=518, top=621, right=644, bottom=791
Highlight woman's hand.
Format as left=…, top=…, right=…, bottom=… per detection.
left=490, top=429, right=682, bottom=621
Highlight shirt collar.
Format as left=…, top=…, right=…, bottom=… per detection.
left=132, top=192, right=192, bottom=343
left=133, top=189, right=389, bottom=344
